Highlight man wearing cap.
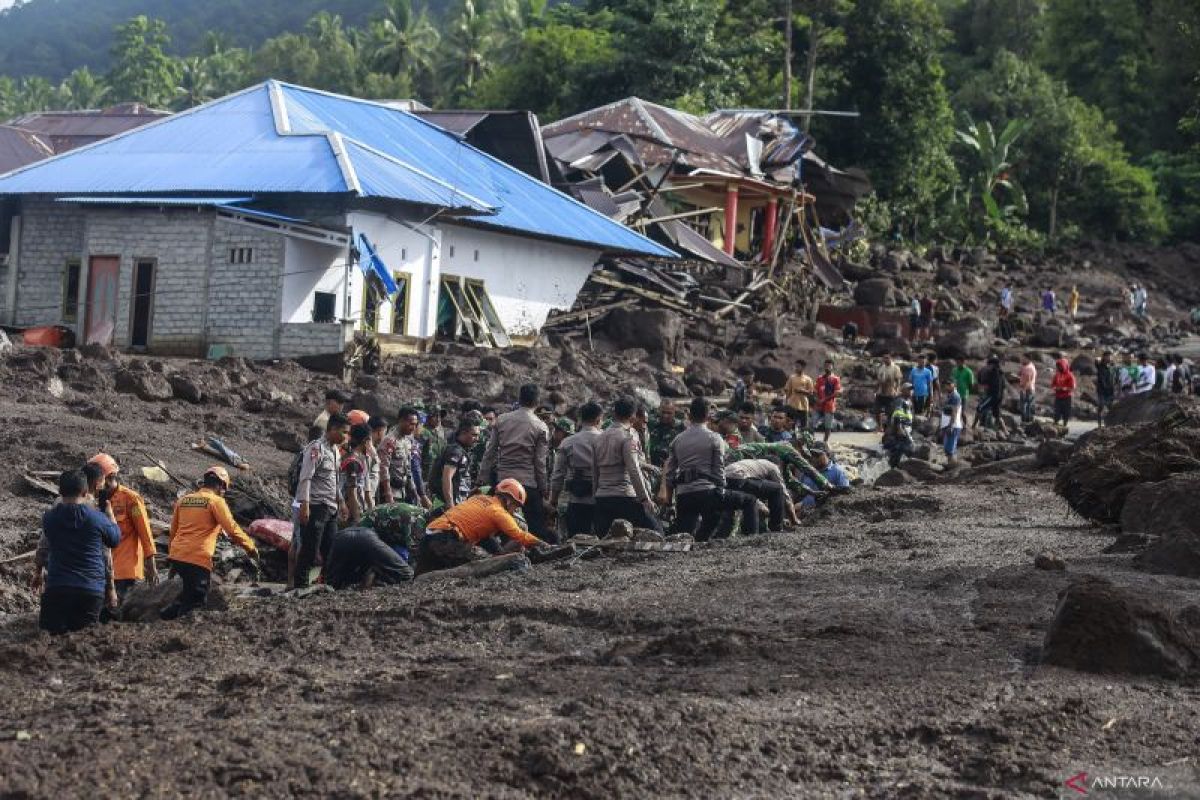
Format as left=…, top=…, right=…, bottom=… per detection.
left=479, top=384, right=553, bottom=541
left=415, top=479, right=545, bottom=574
left=162, top=465, right=259, bottom=619
left=89, top=453, right=158, bottom=601
left=293, top=411, right=351, bottom=589
left=310, top=389, right=351, bottom=441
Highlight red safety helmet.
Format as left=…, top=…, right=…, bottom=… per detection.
left=494, top=478, right=527, bottom=506
left=347, top=409, right=370, bottom=426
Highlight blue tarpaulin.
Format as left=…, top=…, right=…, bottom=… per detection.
left=356, top=233, right=399, bottom=296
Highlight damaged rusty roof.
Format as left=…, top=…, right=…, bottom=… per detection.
left=0, top=125, right=52, bottom=174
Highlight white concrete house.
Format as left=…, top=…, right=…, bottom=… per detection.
left=0, top=81, right=674, bottom=359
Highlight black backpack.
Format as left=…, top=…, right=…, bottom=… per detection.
left=287, top=443, right=316, bottom=498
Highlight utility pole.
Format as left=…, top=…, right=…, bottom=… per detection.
left=783, top=0, right=793, bottom=110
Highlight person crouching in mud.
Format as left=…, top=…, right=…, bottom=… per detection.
left=414, top=479, right=547, bottom=575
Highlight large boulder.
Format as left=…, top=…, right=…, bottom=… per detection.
left=115, top=369, right=173, bottom=402
left=685, top=358, right=731, bottom=394
left=1035, top=439, right=1074, bottom=468
left=752, top=364, right=789, bottom=390
left=934, top=316, right=991, bottom=359
left=935, top=263, right=962, bottom=287
left=442, top=371, right=507, bottom=402
left=602, top=308, right=682, bottom=357
left=854, top=278, right=894, bottom=308
left=743, top=317, right=782, bottom=347
left=1041, top=577, right=1200, bottom=678
left=168, top=374, right=204, bottom=404
left=1120, top=473, right=1200, bottom=536
left=1105, top=391, right=1198, bottom=428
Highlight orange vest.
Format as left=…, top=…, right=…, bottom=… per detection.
left=109, top=485, right=156, bottom=581
left=168, top=489, right=257, bottom=571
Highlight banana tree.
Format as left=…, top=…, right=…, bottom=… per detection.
left=955, top=114, right=1031, bottom=223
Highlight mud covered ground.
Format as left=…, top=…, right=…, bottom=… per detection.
left=1, top=474, right=1197, bottom=798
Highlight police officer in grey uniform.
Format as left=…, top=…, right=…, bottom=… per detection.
left=549, top=401, right=604, bottom=537
left=293, top=411, right=350, bottom=587
left=660, top=397, right=759, bottom=540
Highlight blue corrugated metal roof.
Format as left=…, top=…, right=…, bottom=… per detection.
left=0, top=81, right=676, bottom=258
left=57, top=196, right=253, bottom=206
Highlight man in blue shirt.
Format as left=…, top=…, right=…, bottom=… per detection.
left=909, top=354, right=938, bottom=416
left=800, top=446, right=851, bottom=511
left=31, top=469, right=120, bottom=635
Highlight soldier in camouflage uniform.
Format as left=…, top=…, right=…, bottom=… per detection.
left=357, top=501, right=428, bottom=560
left=728, top=440, right=831, bottom=503
left=647, top=399, right=684, bottom=468
left=419, top=406, right=448, bottom=485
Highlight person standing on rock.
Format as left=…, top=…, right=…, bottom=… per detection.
left=550, top=401, right=604, bottom=538
left=1000, top=286, right=1013, bottom=314
left=1133, top=353, right=1156, bottom=394
left=939, top=378, right=964, bottom=466
left=293, top=413, right=350, bottom=589
left=813, top=360, right=842, bottom=444
left=31, top=469, right=121, bottom=634
left=163, top=466, right=259, bottom=619
left=661, top=397, right=759, bottom=540
left=593, top=396, right=661, bottom=535
left=1169, top=355, right=1192, bottom=395
left=88, top=453, right=158, bottom=601
left=1018, top=354, right=1037, bottom=424
left=874, top=353, right=903, bottom=431
left=431, top=419, right=481, bottom=509
left=918, top=294, right=936, bottom=342
left=1133, top=284, right=1149, bottom=319
left=1068, top=285, right=1081, bottom=320
left=1095, top=351, right=1117, bottom=427
left=1041, top=288, right=1057, bottom=316
left=1051, top=358, right=1077, bottom=427
left=884, top=385, right=915, bottom=469
left=783, top=359, right=815, bottom=432
left=479, top=384, right=553, bottom=542
left=973, top=356, right=1008, bottom=434
left=908, top=296, right=921, bottom=341
left=951, top=358, right=975, bottom=408
left=908, top=354, right=937, bottom=418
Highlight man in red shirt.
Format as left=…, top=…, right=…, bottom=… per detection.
left=813, top=359, right=842, bottom=444
left=1051, top=358, right=1077, bottom=427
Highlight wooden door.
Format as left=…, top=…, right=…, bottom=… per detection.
left=85, top=256, right=119, bottom=345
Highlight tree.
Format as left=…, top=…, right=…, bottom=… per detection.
left=106, top=16, right=181, bottom=108
left=58, top=67, right=108, bottom=110
left=440, top=0, right=496, bottom=102
left=174, top=57, right=215, bottom=110
left=827, top=0, right=957, bottom=231
left=366, top=0, right=439, bottom=97
left=305, top=12, right=362, bottom=95
left=953, top=114, right=1030, bottom=240
left=468, top=18, right=619, bottom=119
left=954, top=50, right=1167, bottom=241
left=252, top=32, right=321, bottom=86
left=15, top=76, right=56, bottom=114
left=795, top=0, right=851, bottom=128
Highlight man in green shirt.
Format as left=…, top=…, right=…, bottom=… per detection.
left=952, top=358, right=975, bottom=402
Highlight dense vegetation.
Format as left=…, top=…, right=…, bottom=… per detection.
left=0, top=0, right=1195, bottom=247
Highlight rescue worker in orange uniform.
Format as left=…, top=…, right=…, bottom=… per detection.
left=415, top=479, right=545, bottom=574
left=88, top=453, right=158, bottom=601
left=162, top=466, right=259, bottom=620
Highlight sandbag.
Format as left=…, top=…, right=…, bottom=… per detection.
left=248, top=518, right=293, bottom=552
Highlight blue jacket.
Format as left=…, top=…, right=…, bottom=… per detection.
left=801, top=463, right=851, bottom=507
left=41, top=503, right=120, bottom=594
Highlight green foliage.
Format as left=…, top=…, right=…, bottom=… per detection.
left=954, top=113, right=1030, bottom=230
left=106, top=16, right=181, bottom=108
left=468, top=14, right=619, bottom=119
left=953, top=50, right=1167, bottom=242
left=826, top=0, right=957, bottom=233
left=1145, top=150, right=1200, bottom=242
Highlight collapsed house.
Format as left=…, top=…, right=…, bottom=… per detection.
left=538, top=98, right=870, bottom=327
left=0, top=82, right=674, bottom=359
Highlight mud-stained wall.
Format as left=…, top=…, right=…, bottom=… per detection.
left=206, top=218, right=286, bottom=359
left=85, top=207, right=213, bottom=355
left=11, top=198, right=84, bottom=329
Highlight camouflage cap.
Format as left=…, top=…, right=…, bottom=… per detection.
left=554, top=417, right=576, bottom=434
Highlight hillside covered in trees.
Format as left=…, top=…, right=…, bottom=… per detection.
left=0, top=0, right=1196, bottom=248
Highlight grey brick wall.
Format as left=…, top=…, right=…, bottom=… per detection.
left=278, top=321, right=351, bottom=357
left=13, top=198, right=85, bottom=328
left=205, top=219, right=286, bottom=359
left=84, top=208, right=214, bottom=355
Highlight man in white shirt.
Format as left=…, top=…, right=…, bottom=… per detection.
left=1133, top=353, right=1156, bottom=394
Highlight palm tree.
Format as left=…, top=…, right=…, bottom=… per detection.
left=174, top=57, right=215, bottom=110
left=370, top=0, right=439, bottom=81
left=59, top=67, right=108, bottom=110
left=440, top=0, right=494, bottom=100
left=16, top=76, right=55, bottom=114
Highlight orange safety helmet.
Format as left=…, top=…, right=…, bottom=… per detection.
left=494, top=478, right=527, bottom=506
left=203, top=465, right=232, bottom=489
left=347, top=409, right=370, bottom=426
left=87, top=453, right=119, bottom=478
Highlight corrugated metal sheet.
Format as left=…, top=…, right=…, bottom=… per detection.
left=56, top=196, right=252, bottom=206
left=0, top=82, right=674, bottom=259
left=0, top=125, right=52, bottom=174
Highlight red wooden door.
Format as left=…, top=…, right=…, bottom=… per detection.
left=85, top=256, right=120, bottom=345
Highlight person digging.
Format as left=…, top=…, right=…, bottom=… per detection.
left=414, top=479, right=550, bottom=575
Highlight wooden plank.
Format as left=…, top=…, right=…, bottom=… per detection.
left=543, top=299, right=637, bottom=328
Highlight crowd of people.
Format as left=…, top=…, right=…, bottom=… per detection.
left=30, top=382, right=857, bottom=635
